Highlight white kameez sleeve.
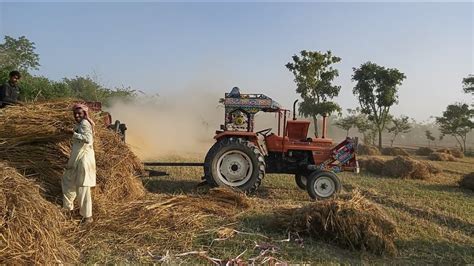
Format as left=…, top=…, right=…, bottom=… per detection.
left=73, top=120, right=93, bottom=144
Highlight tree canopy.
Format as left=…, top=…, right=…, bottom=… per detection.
left=286, top=50, right=341, bottom=136
left=352, top=62, right=406, bottom=148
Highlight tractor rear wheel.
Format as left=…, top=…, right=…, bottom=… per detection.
left=204, top=138, right=265, bottom=193
left=306, top=171, right=341, bottom=199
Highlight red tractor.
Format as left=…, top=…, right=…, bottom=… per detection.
left=203, top=91, right=358, bottom=199
left=82, top=101, right=127, bottom=141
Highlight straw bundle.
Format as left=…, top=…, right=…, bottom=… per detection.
left=435, top=148, right=463, bottom=158
left=0, top=101, right=145, bottom=201
left=357, top=144, right=381, bottom=156
left=360, top=156, right=440, bottom=180
left=428, top=152, right=456, bottom=162
left=274, top=191, right=397, bottom=255
left=0, top=162, right=79, bottom=264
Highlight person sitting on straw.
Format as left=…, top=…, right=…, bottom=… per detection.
left=0, top=70, right=22, bottom=108
left=62, top=103, right=97, bottom=224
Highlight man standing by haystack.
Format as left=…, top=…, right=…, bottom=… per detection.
left=62, top=104, right=97, bottom=224
left=0, top=70, right=22, bottom=108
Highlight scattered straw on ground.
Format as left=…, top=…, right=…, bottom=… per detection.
left=273, top=191, right=397, bottom=255
left=357, top=144, right=381, bottom=156
left=0, top=162, right=79, bottom=264
left=428, top=152, right=456, bottom=162
left=459, top=172, right=474, bottom=191
left=70, top=188, right=250, bottom=262
left=360, top=156, right=440, bottom=180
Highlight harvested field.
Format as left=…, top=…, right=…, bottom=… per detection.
left=428, top=152, right=456, bottom=162
left=381, top=147, right=410, bottom=156
left=273, top=191, right=397, bottom=255
left=1, top=101, right=473, bottom=264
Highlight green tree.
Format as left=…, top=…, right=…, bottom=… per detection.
left=463, top=75, right=474, bottom=93
left=63, top=76, right=136, bottom=106
left=436, top=103, right=474, bottom=152
left=0, top=35, right=40, bottom=79
left=286, top=50, right=342, bottom=137
left=334, top=108, right=359, bottom=137
left=20, top=75, right=72, bottom=101
left=387, top=115, right=411, bottom=147
left=352, top=62, right=406, bottom=148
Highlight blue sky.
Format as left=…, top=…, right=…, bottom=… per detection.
left=0, top=2, right=472, bottom=121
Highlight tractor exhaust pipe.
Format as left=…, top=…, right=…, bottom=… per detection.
left=322, top=113, right=328, bottom=139
left=293, top=100, right=298, bottom=120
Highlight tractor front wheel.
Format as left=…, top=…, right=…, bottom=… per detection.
left=295, top=174, right=307, bottom=190
left=204, top=138, right=265, bottom=193
left=306, top=171, right=341, bottom=199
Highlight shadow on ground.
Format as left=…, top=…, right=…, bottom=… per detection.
left=142, top=177, right=203, bottom=194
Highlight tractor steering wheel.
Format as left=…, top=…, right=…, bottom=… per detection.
left=256, top=128, right=272, bottom=137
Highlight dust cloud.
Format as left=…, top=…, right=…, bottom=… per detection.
left=106, top=91, right=223, bottom=161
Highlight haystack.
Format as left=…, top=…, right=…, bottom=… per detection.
left=449, top=149, right=464, bottom=158
left=0, top=101, right=145, bottom=201
left=416, top=147, right=434, bottom=156
left=274, top=191, right=397, bottom=255
left=428, top=152, right=456, bottom=162
left=459, top=172, right=474, bottom=191
left=381, top=147, right=410, bottom=156
left=0, top=162, right=79, bottom=264
left=360, top=156, right=440, bottom=180
left=435, top=148, right=463, bottom=158
left=358, top=157, right=385, bottom=175
left=357, top=144, right=381, bottom=156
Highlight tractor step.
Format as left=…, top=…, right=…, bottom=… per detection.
left=144, top=162, right=204, bottom=167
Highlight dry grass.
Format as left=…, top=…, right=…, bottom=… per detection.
left=0, top=162, right=79, bottom=264
left=273, top=191, right=398, bottom=255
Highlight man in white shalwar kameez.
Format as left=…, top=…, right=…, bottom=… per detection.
left=62, top=103, right=97, bottom=223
